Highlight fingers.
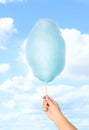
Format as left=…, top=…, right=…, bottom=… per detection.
left=42, top=99, right=48, bottom=112
left=43, top=95, right=59, bottom=109
left=43, top=95, right=54, bottom=106
left=43, top=95, right=54, bottom=110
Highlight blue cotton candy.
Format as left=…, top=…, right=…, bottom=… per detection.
left=26, top=19, right=65, bottom=83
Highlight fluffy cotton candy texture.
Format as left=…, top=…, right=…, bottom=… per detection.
left=26, top=19, right=65, bottom=83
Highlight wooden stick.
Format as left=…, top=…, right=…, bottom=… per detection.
left=45, top=84, right=48, bottom=95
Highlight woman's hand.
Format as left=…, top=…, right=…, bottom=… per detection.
left=42, top=95, right=77, bottom=130
left=42, top=95, right=61, bottom=122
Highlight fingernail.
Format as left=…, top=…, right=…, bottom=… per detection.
left=43, top=96, right=46, bottom=99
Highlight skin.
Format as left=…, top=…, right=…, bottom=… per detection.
left=42, top=95, right=78, bottom=130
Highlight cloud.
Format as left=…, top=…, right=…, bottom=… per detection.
left=0, top=77, right=89, bottom=129
left=0, top=74, right=43, bottom=112
left=2, top=100, right=16, bottom=109
left=48, top=85, right=89, bottom=104
left=0, top=112, right=20, bottom=121
left=0, top=17, right=16, bottom=32
left=0, top=64, right=10, bottom=74
left=0, top=74, right=35, bottom=92
left=60, top=28, right=89, bottom=80
left=0, top=17, right=17, bottom=45
left=0, top=73, right=89, bottom=109
left=17, top=39, right=28, bottom=65
left=0, top=0, right=26, bottom=4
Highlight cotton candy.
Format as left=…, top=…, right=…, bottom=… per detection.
left=26, top=19, right=65, bottom=83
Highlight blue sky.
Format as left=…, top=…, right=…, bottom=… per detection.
left=0, top=0, right=89, bottom=130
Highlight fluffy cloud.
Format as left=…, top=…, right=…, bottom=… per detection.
left=0, top=0, right=25, bottom=4
left=0, top=17, right=17, bottom=45
left=0, top=64, right=10, bottom=73
left=0, top=17, right=16, bottom=32
left=60, top=28, right=89, bottom=80
left=0, top=74, right=89, bottom=111
left=0, top=17, right=17, bottom=50
left=0, top=74, right=35, bottom=92
left=0, top=17, right=16, bottom=76
left=0, top=75, right=89, bottom=129
left=2, top=100, right=16, bottom=109
left=48, top=85, right=89, bottom=103
left=0, top=112, right=20, bottom=121
left=17, top=39, right=28, bottom=65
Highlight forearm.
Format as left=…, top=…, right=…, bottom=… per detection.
left=53, top=111, right=77, bottom=130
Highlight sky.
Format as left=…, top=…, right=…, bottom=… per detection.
left=0, top=0, right=89, bottom=130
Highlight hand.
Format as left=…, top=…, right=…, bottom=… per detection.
left=42, top=95, right=61, bottom=122
left=42, top=95, right=77, bottom=130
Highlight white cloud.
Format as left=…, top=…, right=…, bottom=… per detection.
left=2, top=84, right=89, bottom=129
left=0, top=0, right=25, bottom=4
left=10, top=75, right=35, bottom=91
left=60, top=28, right=89, bottom=80
left=0, top=112, right=20, bottom=121
left=0, top=74, right=35, bottom=92
left=0, top=17, right=17, bottom=45
left=0, top=73, right=89, bottom=129
left=17, top=39, right=28, bottom=65
left=0, top=79, right=12, bottom=91
left=0, top=17, right=16, bottom=32
left=2, top=100, right=16, bottom=109
left=0, top=64, right=10, bottom=74
left=0, top=70, right=88, bottom=113
left=1, top=74, right=88, bottom=111
left=48, top=85, right=89, bottom=104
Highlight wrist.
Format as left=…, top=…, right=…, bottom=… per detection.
left=53, top=111, right=63, bottom=128
left=53, top=112, right=77, bottom=130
